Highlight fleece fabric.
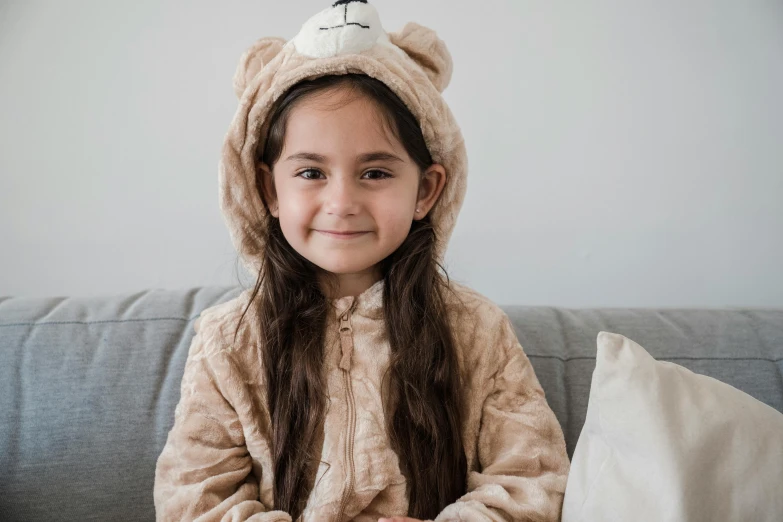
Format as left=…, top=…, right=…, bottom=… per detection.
left=154, top=1, right=570, bottom=521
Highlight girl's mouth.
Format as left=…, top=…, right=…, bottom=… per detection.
left=317, top=230, right=369, bottom=239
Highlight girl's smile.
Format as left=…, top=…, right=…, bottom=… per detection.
left=316, top=229, right=370, bottom=239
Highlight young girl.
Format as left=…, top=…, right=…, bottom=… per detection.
left=154, top=2, right=569, bottom=521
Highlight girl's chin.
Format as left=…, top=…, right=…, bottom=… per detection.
left=310, top=255, right=383, bottom=275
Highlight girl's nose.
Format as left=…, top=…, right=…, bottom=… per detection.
left=324, top=177, right=361, bottom=216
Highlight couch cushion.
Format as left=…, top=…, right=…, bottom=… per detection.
left=561, top=332, right=783, bottom=521
left=0, top=287, right=242, bottom=522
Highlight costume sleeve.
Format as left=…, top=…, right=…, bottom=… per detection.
left=154, top=320, right=292, bottom=522
left=432, top=314, right=570, bottom=522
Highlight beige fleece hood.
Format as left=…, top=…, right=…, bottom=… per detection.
left=219, top=0, right=468, bottom=275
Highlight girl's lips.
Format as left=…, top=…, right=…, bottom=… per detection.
left=317, top=230, right=369, bottom=239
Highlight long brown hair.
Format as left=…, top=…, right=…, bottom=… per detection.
left=233, top=73, right=466, bottom=521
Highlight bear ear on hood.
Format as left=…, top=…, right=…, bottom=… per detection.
left=232, top=36, right=287, bottom=99
left=388, top=21, right=453, bottom=93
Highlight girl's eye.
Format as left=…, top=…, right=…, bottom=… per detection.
left=296, top=168, right=325, bottom=180
left=295, top=169, right=392, bottom=180
left=362, top=169, right=392, bottom=180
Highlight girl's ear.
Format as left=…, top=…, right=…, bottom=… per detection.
left=388, top=22, right=453, bottom=93
left=415, top=163, right=447, bottom=219
left=256, top=161, right=279, bottom=217
left=232, top=36, right=287, bottom=99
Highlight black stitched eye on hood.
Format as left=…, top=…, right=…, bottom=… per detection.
left=332, top=0, right=367, bottom=7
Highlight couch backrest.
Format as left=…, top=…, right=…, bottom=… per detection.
left=1, top=287, right=781, bottom=521
left=504, top=305, right=783, bottom=458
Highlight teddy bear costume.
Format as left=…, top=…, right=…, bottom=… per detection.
left=153, top=1, right=570, bottom=521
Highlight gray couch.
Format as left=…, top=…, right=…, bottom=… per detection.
left=1, top=286, right=782, bottom=521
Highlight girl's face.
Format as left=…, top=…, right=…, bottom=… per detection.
left=258, top=86, right=446, bottom=297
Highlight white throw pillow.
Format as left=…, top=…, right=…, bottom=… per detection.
left=562, top=331, right=783, bottom=522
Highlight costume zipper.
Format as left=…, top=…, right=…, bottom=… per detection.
left=336, top=299, right=358, bottom=521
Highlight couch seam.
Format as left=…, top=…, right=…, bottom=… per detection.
left=0, top=315, right=201, bottom=327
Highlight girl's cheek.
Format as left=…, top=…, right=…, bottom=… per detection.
left=279, top=188, right=311, bottom=212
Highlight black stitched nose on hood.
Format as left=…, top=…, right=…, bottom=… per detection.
left=333, top=0, right=367, bottom=6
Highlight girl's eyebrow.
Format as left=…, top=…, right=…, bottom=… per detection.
left=283, top=151, right=405, bottom=163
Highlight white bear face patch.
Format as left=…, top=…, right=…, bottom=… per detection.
left=292, top=0, right=398, bottom=58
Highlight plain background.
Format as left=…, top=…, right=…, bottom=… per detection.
left=1, top=0, right=781, bottom=306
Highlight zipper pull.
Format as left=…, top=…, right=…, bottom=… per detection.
left=338, top=301, right=356, bottom=371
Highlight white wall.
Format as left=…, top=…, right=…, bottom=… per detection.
left=1, top=0, right=781, bottom=307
